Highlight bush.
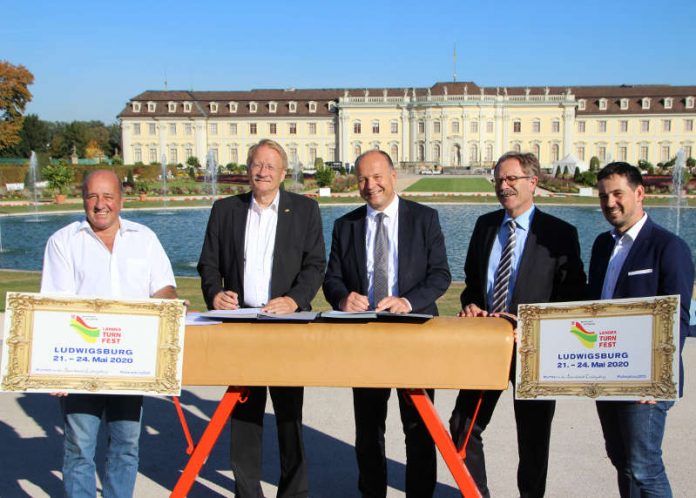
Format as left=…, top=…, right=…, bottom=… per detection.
left=42, top=161, right=74, bottom=194
left=589, top=156, right=601, bottom=172
left=315, top=166, right=335, bottom=188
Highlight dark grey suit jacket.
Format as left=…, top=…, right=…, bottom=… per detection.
left=460, top=208, right=587, bottom=313
left=323, top=197, right=451, bottom=315
left=197, top=190, right=326, bottom=310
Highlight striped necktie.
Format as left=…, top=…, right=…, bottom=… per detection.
left=490, top=220, right=517, bottom=313
left=373, top=212, right=388, bottom=308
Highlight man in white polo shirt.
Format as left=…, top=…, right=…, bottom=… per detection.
left=41, top=169, right=177, bottom=498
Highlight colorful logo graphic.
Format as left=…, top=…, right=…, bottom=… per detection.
left=70, top=315, right=101, bottom=343
left=569, top=321, right=597, bottom=349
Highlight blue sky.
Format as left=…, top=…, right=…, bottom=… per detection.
left=5, top=0, right=695, bottom=123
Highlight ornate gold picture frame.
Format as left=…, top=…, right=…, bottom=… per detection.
left=516, top=296, right=679, bottom=401
left=1, top=292, right=186, bottom=395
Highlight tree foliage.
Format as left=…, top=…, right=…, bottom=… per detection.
left=589, top=156, right=600, bottom=172
left=0, top=61, right=34, bottom=150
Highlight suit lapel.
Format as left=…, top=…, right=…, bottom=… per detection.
left=480, top=211, right=503, bottom=308
left=270, top=191, right=292, bottom=296
left=511, top=210, right=540, bottom=306
left=232, top=192, right=251, bottom=291
left=352, top=206, right=368, bottom=294
left=613, top=217, right=653, bottom=296
left=397, top=198, right=410, bottom=289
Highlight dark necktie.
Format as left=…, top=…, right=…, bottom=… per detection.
left=373, top=212, right=388, bottom=308
left=491, top=220, right=517, bottom=313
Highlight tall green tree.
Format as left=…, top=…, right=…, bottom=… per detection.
left=0, top=61, right=34, bottom=151
left=11, top=114, right=50, bottom=157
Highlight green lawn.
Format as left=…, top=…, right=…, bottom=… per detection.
left=404, top=177, right=495, bottom=193
left=0, top=271, right=465, bottom=316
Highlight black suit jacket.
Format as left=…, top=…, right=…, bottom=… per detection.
left=588, top=216, right=694, bottom=395
left=461, top=208, right=587, bottom=313
left=197, top=190, right=326, bottom=310
left=323, top=197, right=451, bottom=315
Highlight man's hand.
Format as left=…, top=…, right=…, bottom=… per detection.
left=262, top=296, right=298, bottom=314
left=51, top=392, right=69, bottom=397
left=376, top=296, right=411, bottom=314
left=339, top=292, right=370, bottom=312
left=213, top=290, right=239, bottom=310
left=458, top=303, right=488, bottom=317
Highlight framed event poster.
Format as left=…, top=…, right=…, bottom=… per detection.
left=515, top=296, right=680, bottom=401
left=1, top=292, right=186, bottom=396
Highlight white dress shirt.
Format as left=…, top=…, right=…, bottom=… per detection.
left=365, top=195, right=400, bottom=308
left=243, top=192, right=280, bottom=307
left=601, top=213, right=648, bottom=299
left=40, top=218, right=176, bottom=299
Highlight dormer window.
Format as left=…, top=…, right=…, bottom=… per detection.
left=269, top=101, right=277, bottom=113
left=686, top=97, right=695, bottom=109
left=147, top=101, right=156, bottom=112
left=249, top=102, right=258, bottom=113
left=132, top=102, right=141, bottom=112
left=664, top=97, right=673, bottom=109
left=598, top=98, right=607, bottom=111
left=168, top=102, right=176, bottom=113
left=642, top=97, right=651, bottom=110
left=620, top=98, right=629, bottom=110
left=210, top=102, right=218, bottom=113
left=309, top=101, right=317, bottom=113
left=183, top=102, right=192, bottom=112
left=289, top=101, right=297, bottom=113
left=229, top=101, right=238, bottom=112
left=328, top=101, right=336, bottom=110
left=578, top=99, right=586, bottom=111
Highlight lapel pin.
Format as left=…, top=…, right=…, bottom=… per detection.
left=284, top=208, right=290, bottom=213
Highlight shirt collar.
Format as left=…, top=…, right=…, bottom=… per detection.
left=502, top=204, right=535, bottom=231
left=367, top=194, right=399, bottom=220
left=611, top=213, right=648, bottom=242
left=250, top=191, right=280, bottom=214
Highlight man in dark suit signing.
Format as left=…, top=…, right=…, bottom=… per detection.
left=449, top=152, right=586, bottom=498
left=589, top=162, right=693, bottom=498
left=323, top=150, right=451, bottom=497
left=197, top=139, right=325, bottom=498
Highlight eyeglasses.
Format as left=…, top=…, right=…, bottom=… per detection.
left=494, top=175, right=533, bottom=186
left=250, top=163, right=278, bottom=173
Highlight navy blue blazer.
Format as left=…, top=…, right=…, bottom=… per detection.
left=323, top=197, right=451, bottom=315
left=197, top=190, right=326, bottom=311
left=460, top=208, right=587, bottom=314
left=588, top=216, right=694, bottom=396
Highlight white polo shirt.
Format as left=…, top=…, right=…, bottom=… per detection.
left=40, top=217, right=176, bottom=299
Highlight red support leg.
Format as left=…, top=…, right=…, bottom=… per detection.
left=170, top=386, right=246, bottom=498
left=406, top=389, right=482, bottom=498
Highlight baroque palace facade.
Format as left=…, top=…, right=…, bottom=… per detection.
left=119, top=81, right=696, bottom=169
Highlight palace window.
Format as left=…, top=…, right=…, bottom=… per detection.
left=641, top=120, right=650, bottom=132
left=229, top=102, right=238, bottom=112
left=597, top=120, right=607, bottom=133
left=552, top=120, right=560, bottom=133
left=149, top=123, right=156, bottom=135
left=577, top=145, right=585, bottom=161
left=513, top=121, right=521, bottom=133
left=664, top=97, right=673, bottom=109
left=451, top=120, right=460, bottom=133
left=390, top=120, right=398, bottom=134
left=685, top=119, right=694, bottom=132
left=185, top=123, right=192, bottom=135
left=598, top=146, right=607, bottom=161
left=147, top=102, right=156, bottom=112
left=372, top=120, right=380, bottom=134
left=250, top=123, right=257, bottom=135
left=168, top=102, right=176, bottom=113
left=620, top=98, right=629, bottom=110
left=433, top=121, right=441, bottom=134
left=289, top=123, right=297, bottom=134
left=641, top=97, right=651, bottom=110
left=309, top=122, right=317, bottom=135
left=618, top=146, right=627, bottom=161
left=132, top=102, right=141, bottom=112
left=229, top=123, right=237, bottom=135
left=183, top=102, right=192, bottom=112
left=620, top=120, right=628, bottom=133
left=230, top=147, right=238, bottom=163
left=134, top=147, right=142, bottom=162
left=269, top=102, right=277, bottom=113
left=289, top=101, right=297, bottom=113
left=169, top=148, right=178, bottom=163
left=661, top=145, right=670, bottom=162
left=551, top=144, right=560, bottom=162
left=577, top=99, right=586, bottom=111
left=486, top=121, right=494, bottom=133
left=598, top=98, right=607, bottom=110
left=353, top=121, right=361, bottom=134
left=470, top=121, right=479, bottom=133
left=328, top=122, right=335, bottom=134
left=169, top=123, right=176, bottom=134
left=185, top=145, right=193, bottom=159
left=269, top=123, right=277, bottom=134
left=686, top=97, right=695, bottom=109
left=663, top=119, right=671, bottom=132
left=577, top=121, right=585, bottom=133
left=418, top=120, right=425, bottom=133
left=133, top=123, right=141, bottom=135
left=209, top=123, right=218, bottom=135
left=149, top=147, right=157, bottom=163
left=640, top=146, right=649, bottom=160
left=532, top=120, right=541, bottom=133
left=249, top=102, right=258, bottom=113
left=309, top=101, right=317, bottom=113
left=210, top=102, right=218, bottom=113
